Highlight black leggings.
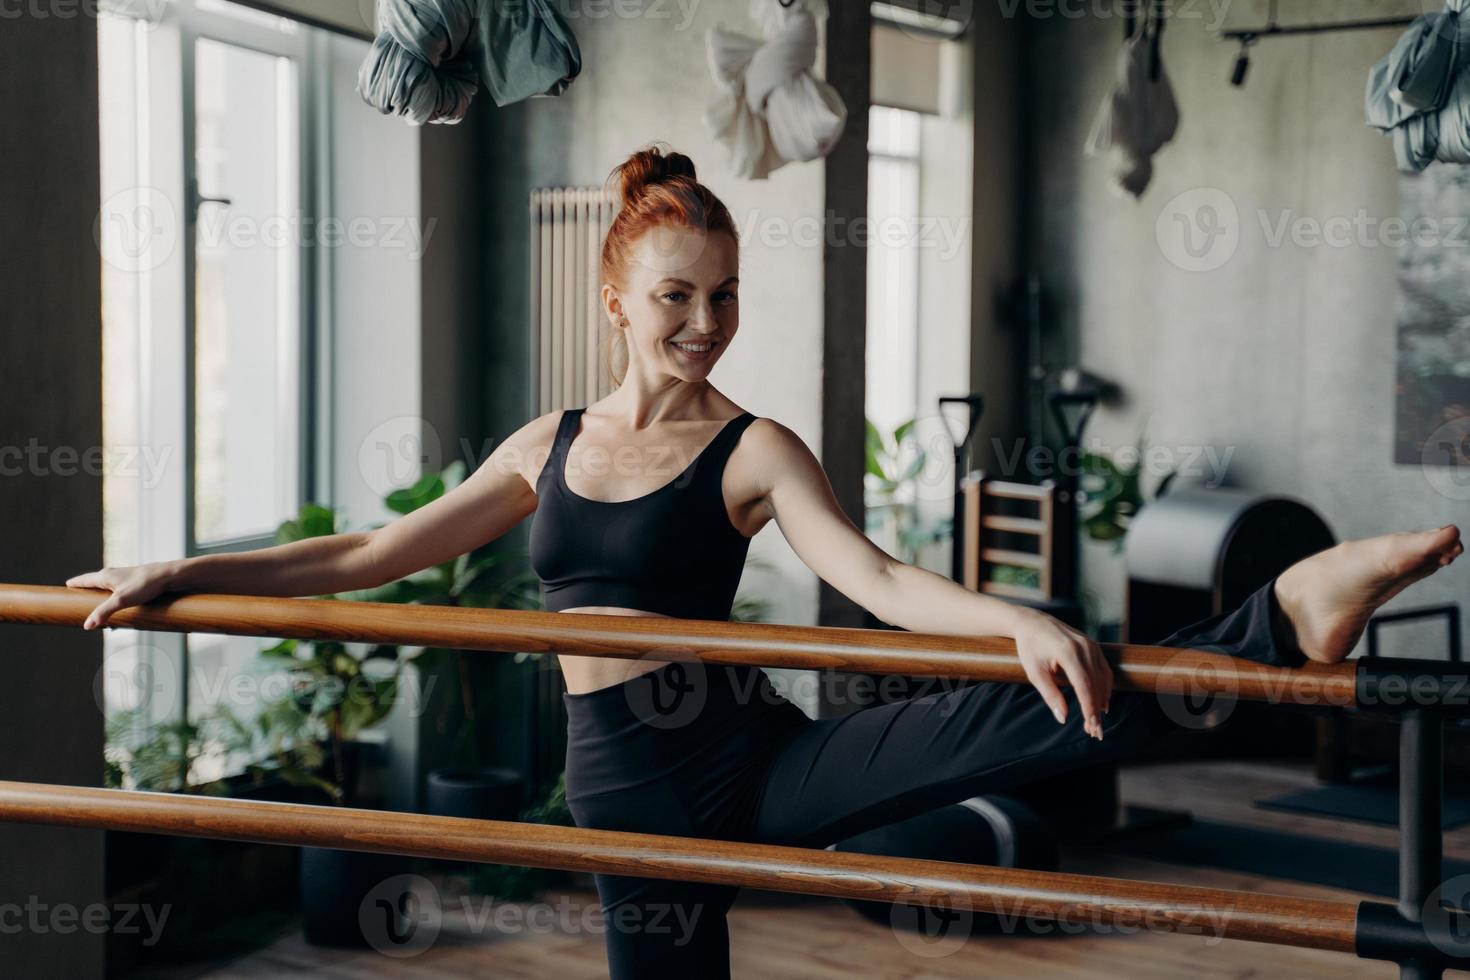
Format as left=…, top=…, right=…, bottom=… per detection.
left=561, top=578, right=1306, bottom=979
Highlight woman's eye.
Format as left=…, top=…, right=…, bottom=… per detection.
left=662, top=291, right=687, bottom=302
left=716, top=291, right=738, bottom=304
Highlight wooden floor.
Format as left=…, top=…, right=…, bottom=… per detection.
left=166, top=758, right=1469, bottom=979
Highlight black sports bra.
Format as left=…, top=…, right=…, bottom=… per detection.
left=528, top=407, right=760, bottom=620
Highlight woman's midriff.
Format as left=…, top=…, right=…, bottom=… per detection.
left=554, top=606, right=681, bottom=694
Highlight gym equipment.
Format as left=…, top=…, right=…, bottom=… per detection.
left=829, top=792, right=1059, bottom=932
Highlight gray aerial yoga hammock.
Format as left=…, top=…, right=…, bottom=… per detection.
left=1365, top=0, right=1470, bottom=171
left=357, top=0, right=581, bottom=125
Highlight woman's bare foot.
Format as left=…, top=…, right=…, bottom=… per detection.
left=1274, top=525, right=1463, bottom=664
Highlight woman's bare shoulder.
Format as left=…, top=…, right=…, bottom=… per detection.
left=488, top=409, right=573, bottom=489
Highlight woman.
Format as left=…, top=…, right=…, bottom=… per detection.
left=68, top=146, right=1463, bottom=977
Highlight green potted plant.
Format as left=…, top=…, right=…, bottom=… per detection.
left=1075, top=432, right=1173, bottom=637
left=864, top=416, right=950, bottom=567
left=264, top=461, right=548, bottom=936
left=340, top=461, right=544, bottom=835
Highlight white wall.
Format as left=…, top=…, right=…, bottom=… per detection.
left=325, top=32, right=423, bottom=528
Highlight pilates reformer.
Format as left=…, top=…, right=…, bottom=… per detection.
left=1, top=583, right=1468, bottom=978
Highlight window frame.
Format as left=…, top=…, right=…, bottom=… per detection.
left=178, top=0, right=325, bottom=558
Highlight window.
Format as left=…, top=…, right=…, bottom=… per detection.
left=864, top=104, right=925, bottom=563
left=865, top=104, right=923, bottom=437
left=191, top=36, right=303, bottom=547
left=99, top=0, right=320, bottom=784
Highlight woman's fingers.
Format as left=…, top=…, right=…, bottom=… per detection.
left=70, top=565, right=171, bottom=630
left=1057, top=646, right=1104, bottom=740
left=1022, top=660, right=1069, bottom=727
left=84, top=592, right=126, bottom=630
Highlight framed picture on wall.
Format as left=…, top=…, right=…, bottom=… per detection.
left=1393, top=164, right=1470, bottom=469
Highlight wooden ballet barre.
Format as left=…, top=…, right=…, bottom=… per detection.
left=0, top=780, right=1366, bottom=952
left=3, top=589, right=1469, bottom=974
left=0, top=780, right=1465, bottom=971
left=0, top=583, right=1385, bottom=707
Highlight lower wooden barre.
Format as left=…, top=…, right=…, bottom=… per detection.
left=0, top=584, right=1359, bottom=706
left=0, top=780, right=1358, bottom=953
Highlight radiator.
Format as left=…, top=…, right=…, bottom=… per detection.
left=529, top=187, right=621, bottom=414
left=525, top=188, right=619, bottom=794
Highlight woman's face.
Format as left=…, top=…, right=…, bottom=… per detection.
left=605, top=225, right=739, bottom=383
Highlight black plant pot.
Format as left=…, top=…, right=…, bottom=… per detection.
left=426, top=767, right=526, bottom=820
left=424, top=767, right=526, bottom=872
left=300, top=846, right=411, bottom=948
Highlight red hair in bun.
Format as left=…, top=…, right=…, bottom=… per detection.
left=599, top=145, right=739, bottom=387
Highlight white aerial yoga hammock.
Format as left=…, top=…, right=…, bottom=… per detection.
left=1085, top=5, right=1179, bottom=199
left=704, top=0, right=848, bottom=180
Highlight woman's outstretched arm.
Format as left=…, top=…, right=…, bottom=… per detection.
left=65, top=412, right=558, bottom=631
left=745, top=419, right=1112, bottom=740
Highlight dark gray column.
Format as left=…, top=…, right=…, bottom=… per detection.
left=0, top=10, right=108, bottom=978
left=819, top=1, right=873, bottom=632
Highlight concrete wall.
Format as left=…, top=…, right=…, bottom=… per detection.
left=1024, top=1, right=1469, bottom=652
left=0, top=10, right=108, bottom=978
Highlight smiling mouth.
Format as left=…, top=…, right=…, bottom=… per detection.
left=669, top=339, right=717, bottom=354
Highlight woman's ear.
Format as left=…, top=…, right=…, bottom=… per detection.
left=600, top=283, right=625, bottom=328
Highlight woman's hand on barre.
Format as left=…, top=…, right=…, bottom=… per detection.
left=1011, top=610, right=1113, bottom=741
left=65, top=563, right=178, bottom=630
